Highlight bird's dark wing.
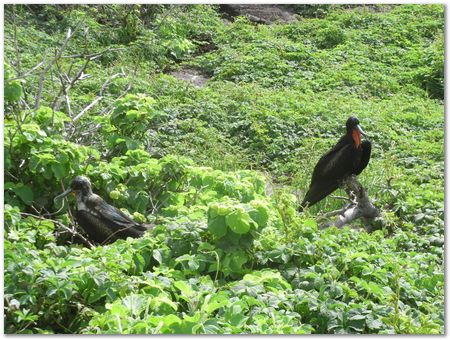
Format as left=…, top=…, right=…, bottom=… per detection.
left=311, top=142, right=356, bottom=185
left=85, top=195, right=148, bottom=240
left=76, top=210, right=118, bottom=244
left=354, top=140, right=371, bottom=175
left=301, top=142, right=356, bottom=208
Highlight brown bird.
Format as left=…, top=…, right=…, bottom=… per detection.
left=55, top=176, right=153, bottom=245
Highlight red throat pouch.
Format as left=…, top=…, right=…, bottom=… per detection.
left=352, top=129, right=361, bottom=147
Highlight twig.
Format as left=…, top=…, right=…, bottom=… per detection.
left=99, top=69, right=125, bottom=96
left=61, top=47, right=126, bottom=59
left=34, top=26, right=78, bottom=110
left=72, top=97, right=103, bottom=122
left=19, top=98, right=31, bottom=111
left=52, top=57, right=91, bottom=113
left=387, top=177, right=394, bottom=189
left=329, top=195, right=353, bottom=203
left=147, top=191, right=159, bottom=214
left=8, top=60, right=45, bottom=82
left=71, top=70, right=126, bottom=123
left=321, top=207, right=346, bottom=219
left=98, top=83, right=132, bottom=116
left=5, top=171, right=19, bottom=181
left=19, top=212, right=94, bottom=248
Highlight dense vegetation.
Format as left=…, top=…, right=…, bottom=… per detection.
left=4, top=4, right=444, bottom=334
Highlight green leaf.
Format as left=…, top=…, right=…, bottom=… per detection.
left=51, top=163, right=66, bottom=179
left=14, top=184, right=34, bottom=205
left=226, top=208, right=250, bottom=234
left=303, top=218, right=317, bottom=229
left=153, top=249, right=163, bottom=264
left=229, top=249, right=248, bottom=272
left=366, top=316, right=383, bottom=330
left=5, top=80, right=22, bottom=102
left=132, top=253, right=145, bottom=273
left=208, top=215, right=227, bottom=238
left=203, top=292, right=230, bottom=314
left=249, top=199, right=269, bottom=228
left=348, top=314, right=366, bottom=332
left=174, top=281, right=196, bottom=299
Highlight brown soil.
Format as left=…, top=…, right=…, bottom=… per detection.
left=219, top=4, right=298, bottom=24
left=170, top=68, right=209, bottom=87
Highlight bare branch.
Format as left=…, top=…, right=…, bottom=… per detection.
left=321, top=207, right=347, bottom=219
left=320, top=175, right=379, bottom=229
left=61, top=47, right=127, bottom=59
left=71, top=70, right=126, bottom=123
left=8, top=61, right=45, bottom=82
left=72, top=97, right=103, bottom=122
left=34, top=26, right=79, bottom=110
left=99, top=69, right=125, bottom=96
left=19, top=212, right=94, bottom=248
left=99, top=83, right=132, bottom=116
left=52, top=57, right=91, bottom=113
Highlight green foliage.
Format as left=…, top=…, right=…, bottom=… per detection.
left=4, top=4, right=443, bottom=335
left=4, top=63, right=23, bottom=103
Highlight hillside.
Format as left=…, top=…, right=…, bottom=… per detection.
left=4, top=4, right=444, bottom=334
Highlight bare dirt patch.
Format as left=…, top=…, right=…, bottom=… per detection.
left=219, top=5, right=298, bottom=24
left=170, top=68, right=210, bottom=87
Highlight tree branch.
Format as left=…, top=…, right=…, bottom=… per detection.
left=61, top=47, right=126, bottom=59
left=52, top=57, right=91, bottom=113
left=71, top=70, right=126, bottom=123
left=8, top=60, right=45, bottom=82
left=19, top=212, right=94, bottom=248
left=320, top=175, right=379, bottom=229
left=34, top=26, right=78, bottom=110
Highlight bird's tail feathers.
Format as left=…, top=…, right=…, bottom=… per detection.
left=299, top=181, right=339, bottom=211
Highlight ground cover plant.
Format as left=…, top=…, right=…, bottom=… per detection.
left=4, top=4, right=444, bottom=334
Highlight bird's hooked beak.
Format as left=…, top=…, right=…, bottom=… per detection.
left=54, top=188, right=73, bottom=203
left=356, top=124, right=367, bottom=137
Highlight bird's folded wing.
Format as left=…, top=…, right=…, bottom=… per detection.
left=76, top=210, right=115, bottom=239
left=312, top=143, right=356, bottom=183
left=88, top=197, right=145, bottom=232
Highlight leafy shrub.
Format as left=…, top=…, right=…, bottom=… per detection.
left=315, top=25, right=347, bottom=49
left=3, top=4, right=444, bottom=335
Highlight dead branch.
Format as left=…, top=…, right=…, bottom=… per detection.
left=67, top=83, right=131, bottom=141
left=71, top=70, right=126, bottom=123
left=52, top=57, right=91, bottom=113
left=320, top=175, right=379, bottom=230
left=99, top=83, right=132, bottom=115
left=8, top=60, right=45, bottom=82
left=99, top=69, right=125, bottom=96
left=61, top=47, right=126, bottom=59
left=72, top=97, right=102, bottom=123
left=34, top=26, right=78, bottom=110
left=321, top=206, right=348, bottom=219
left=19, top=212, right=94, bottom=248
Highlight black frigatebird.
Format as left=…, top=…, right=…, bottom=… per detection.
left=55, top=176, right=153, bottom=245
left=300, top=116, right=371, bottom=210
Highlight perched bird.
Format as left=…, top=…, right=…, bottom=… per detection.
left=300, top=116, right=371, bottom=210
left=55, top=176, right=153, bottom=245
